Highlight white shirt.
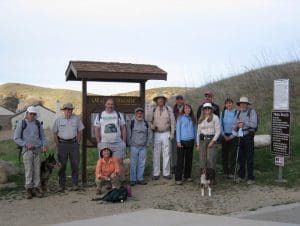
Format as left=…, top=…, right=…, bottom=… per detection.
left=93, top=111, right=125, bottom=143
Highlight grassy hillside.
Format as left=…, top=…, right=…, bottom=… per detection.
left=1, top=61, right=300, bottom=187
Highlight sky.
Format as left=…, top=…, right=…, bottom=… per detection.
left=0, top=0, right=300, bottom=95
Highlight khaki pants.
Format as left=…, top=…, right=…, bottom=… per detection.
left=23, top=150, right=41, bottom=189
left=199, top=140, right=217, bottom=170
left=95, top=175, right=121, bottom=192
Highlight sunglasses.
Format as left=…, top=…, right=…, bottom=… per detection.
left=64, top=108, right=73, bottom=111
left=29, top=113, right=37, bottom=116
left=203, top=107, right=212, bottom=110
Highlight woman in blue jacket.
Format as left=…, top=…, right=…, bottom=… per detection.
left=175, top=104, right=197, bottom=185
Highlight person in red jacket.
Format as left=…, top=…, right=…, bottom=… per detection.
left=95, top=147, right=121, bottom=195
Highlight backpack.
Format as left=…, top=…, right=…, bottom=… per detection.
left=17, top=119, right=42, bottom=162
left=236, top=108, right=258, bottom=133
left=101, top=187, right=128, bottom=203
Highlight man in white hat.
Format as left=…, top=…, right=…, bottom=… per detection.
left=14, top=106, right=48, bottom=199
left=233, top=96, right=258, bottom=185
left=150, top=94, right=175, bottom=180
left=52, top=102, right=84, bottom=192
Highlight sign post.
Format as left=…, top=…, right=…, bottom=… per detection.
left=272, top=79, right=290, bottom=183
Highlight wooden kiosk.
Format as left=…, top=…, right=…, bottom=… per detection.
left=65, top=61, right=167, bottom=184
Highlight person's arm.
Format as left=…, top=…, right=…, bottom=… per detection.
left=40, top=126, right=48, bottom=152
left=121, top=125, right=126, bottom=143
left=13, top=120, right=26, bottom=147
left=95, top=159, right=104, bottom=179
left=169, top=107, right=176, bottom=139
left=93, top=114, right=101, bottom=144
left=76, top=117, right=85, bottom=143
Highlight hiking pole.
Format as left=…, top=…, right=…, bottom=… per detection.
left=233, top=137, right=240, bottom=182
left=233, top=127, right=244, bottom=182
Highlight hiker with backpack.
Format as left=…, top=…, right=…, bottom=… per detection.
left=52, top=103, right=84, bottom=192
left=233, top=97, right=258, bottom=185
left=196, top=90, right=220, bottom=121
left=13, top=106, right=48, bottom=199
left=220, top=98, right=238, bottom=179
left=127, top=107, right=152, bottom=186
left=93, top=97, right=126, bottom=180
left=150, top=94, right=176, bottom=180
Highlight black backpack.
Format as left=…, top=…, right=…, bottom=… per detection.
left=236, top=108, right=259, bottom=133
left=101, top=187, right=128, bottom=203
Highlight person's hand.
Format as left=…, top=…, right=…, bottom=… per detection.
left=237, top=120, right=243, bottom=128
left=196, top=145, right=200, bottom=151
left=26, top=144, right=33, bottom=150
left=208, top=140, right=215, bottom=148
left=169, top=133, right=174, bottom=140
left=177, top=142, right=182, bottom=148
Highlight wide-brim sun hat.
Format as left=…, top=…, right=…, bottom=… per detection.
left=61, top=103, right=74, bottom=110
left=237, top=97, right=251, bottom=106
left=203, top=103, right=213, bottom=109
left=153, top=94, right=168, bottom=102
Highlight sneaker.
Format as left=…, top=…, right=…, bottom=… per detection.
left=175, top=181, right=183, bottom=185
left=163, top=175, right=172, bottom=180
left=247, top=180, right=255, bottom=185
left=137, top=180, right=147, bottom=185
left=152, top=176, right=160, bottom=180
left=130, top=181, right=136, bottom=186
left=26, top=188, right=33, bottom=199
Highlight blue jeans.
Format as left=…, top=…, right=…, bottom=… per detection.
left=130, top=146, right=147, bottom=181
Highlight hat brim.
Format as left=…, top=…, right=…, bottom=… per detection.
left=153, top=96, right=167, bottom=102
left=61, top=107, right=74, bottom=110
left=237, top=102, right=251, bottom=106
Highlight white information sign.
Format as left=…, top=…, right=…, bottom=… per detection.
left=274, top=79, right=289, bottom=110
left=275, top=156, right=285, bottom=166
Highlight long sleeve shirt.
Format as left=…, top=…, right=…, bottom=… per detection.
left=220, top=109, right=237, bottom=136
left=127, top=118, right=152, bottom=147
left=95, top=157, right=120, bottom=179
left=196, top=114, right=221, bottom=145
left=232, top=108, right=258, bottom=136
left=14, top=119, right=47, bottom=152
left=176, top=115, right=197, bottom=142
left=150, top=105, right=176, bottom=136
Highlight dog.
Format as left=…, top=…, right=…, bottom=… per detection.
left=200, top=168, right=216, bottom=197
left=40, top=153, right=58, bottom=192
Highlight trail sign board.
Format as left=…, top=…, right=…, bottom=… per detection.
left=271, top=111, right=290, bottom=157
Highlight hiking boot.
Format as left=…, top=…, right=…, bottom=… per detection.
left=163, top=175, right=172, bottom=180
left=26, top=188, right=33, bottom=199
left=57, top=186, right=65, bottom=192
left=137, top=180, right=147, bottom=185
left=34, top=188, right=44, bottom=198
left=152, top=176, right=160, bottom=180
left=130, top=181, right=136, bottom=186
left=72, top=185, right=79, bottom=191
left=247, top=180, right=255, bottom=185
left=96, top=188, right=102, bottom=195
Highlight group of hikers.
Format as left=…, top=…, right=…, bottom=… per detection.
left=13, top=90, right=258, bottom=199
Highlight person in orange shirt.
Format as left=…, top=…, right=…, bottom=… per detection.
left=95, top=147, right=121, bottom=195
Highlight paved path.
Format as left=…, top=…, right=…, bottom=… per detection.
left=234, top=202, right=300, bottom=225
left=52, top=208, right=299, bottom=226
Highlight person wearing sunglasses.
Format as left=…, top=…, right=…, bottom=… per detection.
left=196, top=103, right=221, bottom=172
left=14, top=106, right=48, bottom=199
